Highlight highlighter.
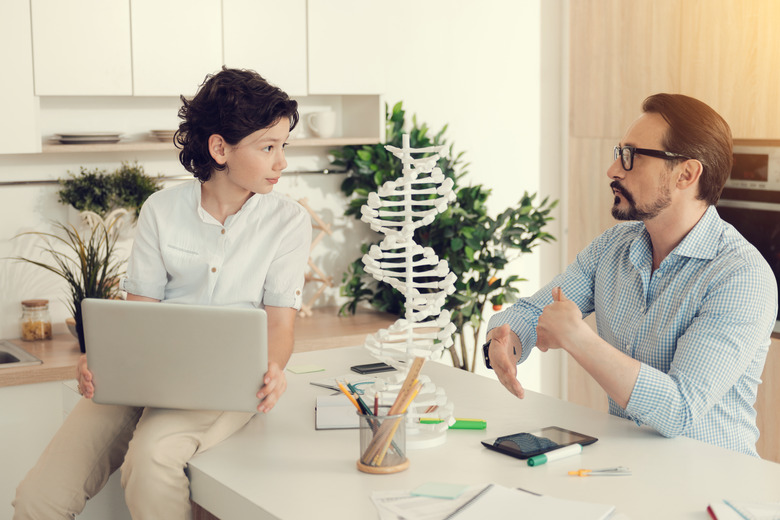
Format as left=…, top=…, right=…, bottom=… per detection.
left=419, top=418, right=487, bottom=430
left=527, top=443, right=582, bottom=466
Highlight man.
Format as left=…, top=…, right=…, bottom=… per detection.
left=485, top=93, right=777, bottom=457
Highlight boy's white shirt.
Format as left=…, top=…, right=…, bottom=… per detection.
left=121, top=180, right=312, bottom=310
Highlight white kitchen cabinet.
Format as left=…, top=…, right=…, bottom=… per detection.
left=30, top=0, right=133, bottom=96
left=0, top=380, right=132, bottom=520
left=0, top=381, right=63, bottom=520
left=131, top=0, right=223, bottom=97
left=307, top=0, right=387, bottom=95
left=223, top=0, right=308, bottom=96
left=0, top=0, right=40, bottom=154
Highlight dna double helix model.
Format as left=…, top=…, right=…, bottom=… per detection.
left=359, top=134, right=458, bottom=448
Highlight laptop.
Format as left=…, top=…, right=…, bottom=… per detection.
left=82, top=298, right=267, bottom=412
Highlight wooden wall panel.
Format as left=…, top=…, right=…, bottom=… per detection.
left=566, top=137, right=619, bottom=262
left=756, top=336, right=780, bottom=462
left=680, top=0, right=780, bottom=139
left=569, top=0, right=681, bottom=138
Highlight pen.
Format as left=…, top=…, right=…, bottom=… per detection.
left=527, top=443, right=582, bottom=466
left=569, top=466, right=631, bottom=477
left=345, top=381, right=372, bottom=415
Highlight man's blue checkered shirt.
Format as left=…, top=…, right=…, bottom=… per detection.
left=488, top=206, right=778, bottom=456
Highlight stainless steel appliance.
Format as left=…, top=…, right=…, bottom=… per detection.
left=717, top=145, right=780, bottom=333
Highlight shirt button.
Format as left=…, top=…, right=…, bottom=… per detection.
left=211, top=267, right=217, bottom=273
left=221, top=229, right=225, bottom=235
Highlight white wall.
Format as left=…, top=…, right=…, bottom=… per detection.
left=376, top=1, right=565, bottom=394
left=0, top=0, right=565, bottom=395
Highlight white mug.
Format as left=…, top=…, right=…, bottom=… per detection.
left=307, top=110, right=336, bottom=138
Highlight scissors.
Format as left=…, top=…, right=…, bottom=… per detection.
left=568, top=466, right=632, bottom=477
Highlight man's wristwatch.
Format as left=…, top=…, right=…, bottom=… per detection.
left=483, top=339, right=493, bottom=370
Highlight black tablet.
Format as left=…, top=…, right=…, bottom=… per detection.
left=481, top=426, right=598, bottom=460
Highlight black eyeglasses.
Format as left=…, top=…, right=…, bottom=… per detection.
left=614, top=145, right=690, bottom=171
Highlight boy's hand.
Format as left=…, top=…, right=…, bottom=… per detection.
left=487, top=324, right=525, bottom=399
left=76, top=354, right=94, bottom=399
left=256, top=361, right=287, bottom=413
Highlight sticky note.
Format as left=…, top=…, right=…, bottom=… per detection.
left=287, top=364, right=326, bottom=374
left=411, top=482, right=469, bottom=500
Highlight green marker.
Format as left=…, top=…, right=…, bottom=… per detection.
left=419, top=418, right=487, bottom=430
left=527, top=444, right=582, bottom=466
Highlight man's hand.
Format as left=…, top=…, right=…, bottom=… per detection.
left=256, top=361, right=287, bottom=413
left=536, top=287, right=588, bottom=353
left=76, top=354, right=94, bottom=399
left=487, top=324, right=525, bottom=399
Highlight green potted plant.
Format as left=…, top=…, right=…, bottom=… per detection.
left=58, top=161, right=162, bottom=224
left=333, top=102, right=557, bottom=371
left=10, top=220, right=125, bottom=353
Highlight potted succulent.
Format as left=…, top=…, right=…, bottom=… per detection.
left=10, top=220, right=125, bottom=353
left=333, top=102, right=557, bottom=371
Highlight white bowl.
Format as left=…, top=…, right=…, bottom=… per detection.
left=65, top=318, right=78, bottom=338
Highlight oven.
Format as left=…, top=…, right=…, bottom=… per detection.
left=716, top=145, right=780, bottom=333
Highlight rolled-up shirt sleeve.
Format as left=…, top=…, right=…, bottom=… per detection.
left=119, top=201, right=168, bottom=300
left=487, top=228, right=606, bottom=363
left=262, top=206, right=312, bottom=310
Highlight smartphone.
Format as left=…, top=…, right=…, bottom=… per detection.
left=481, top=426, right=598, bottom=460
left=350, top=362, right=395, bottom=374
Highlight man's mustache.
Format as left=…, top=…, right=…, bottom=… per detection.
left=610, top=181, right=635, bottom=205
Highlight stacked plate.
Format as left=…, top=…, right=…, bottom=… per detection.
left=150, top=129, right=177, bottom=142
left=55, top=132, right=122, bottom=144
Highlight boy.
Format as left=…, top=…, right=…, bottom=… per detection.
left=14, top=67, right=312, bottom=519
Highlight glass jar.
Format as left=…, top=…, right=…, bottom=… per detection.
left=20, top=299, right=53, bottom=341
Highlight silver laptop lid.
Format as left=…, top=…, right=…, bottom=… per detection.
left=83, top=298, right=267, bottom=412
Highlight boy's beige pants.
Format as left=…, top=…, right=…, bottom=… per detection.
left=13, top=397, right=253, bottom=520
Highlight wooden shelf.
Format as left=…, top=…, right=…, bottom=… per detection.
left=41, top=136, right=380, bottom=154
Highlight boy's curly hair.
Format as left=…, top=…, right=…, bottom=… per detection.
left=175, top=67, right=299, bottom=182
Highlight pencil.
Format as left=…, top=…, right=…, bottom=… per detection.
left=374, top=381, right=423, bottom=465
left=336, top=381, right=361, bottom=412
left=388, top=357, right=425, bottom=415
left=346, top=381, right=405, bottom=460
left=361, top=358, right=426, bottom=466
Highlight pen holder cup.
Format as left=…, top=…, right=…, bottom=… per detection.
left=357, top=412, right=409, bottom=474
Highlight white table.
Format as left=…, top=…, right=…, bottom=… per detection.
left=188, top=347, right=780, bottom=519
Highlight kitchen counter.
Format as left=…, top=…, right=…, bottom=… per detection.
left=0, top=334, right=81, bottom=388
left=0, top=306, right=397, bottom=388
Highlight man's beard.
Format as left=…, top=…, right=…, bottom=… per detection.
left=610, top=180, right=671, bottom=221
